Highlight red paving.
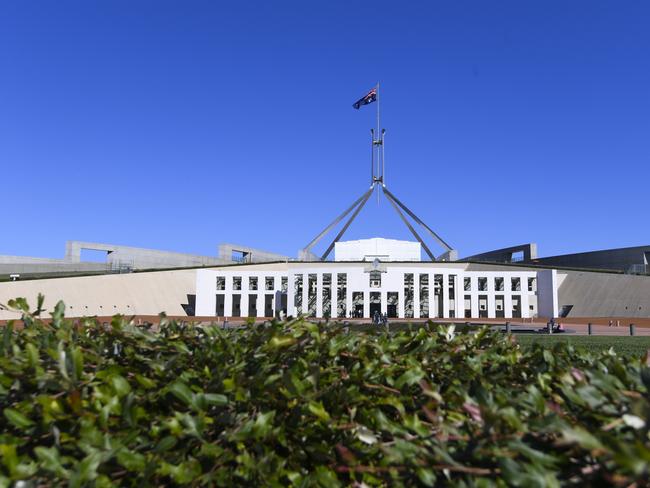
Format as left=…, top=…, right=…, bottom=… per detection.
left=1, top=315, right=649, bottom=336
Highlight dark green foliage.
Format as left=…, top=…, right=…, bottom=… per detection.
left=517, top=335, right=650, bottom=358
left=2, top=298, right=650, bottom=486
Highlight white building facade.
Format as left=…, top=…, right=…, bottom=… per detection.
left=195, top=258, right=558, bottom=320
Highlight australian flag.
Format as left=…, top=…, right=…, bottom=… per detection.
left=352, top=87, right=377, bottom=109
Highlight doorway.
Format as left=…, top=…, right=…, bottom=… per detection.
left=216, top=294, right=225, bottom=317
left=264, top=294, right=273, bottom=317
left=387, top=292, right=398, bottom=318
left=369, top=292, right=381, bottom=318
left=248, top=294, right=257, bottom=317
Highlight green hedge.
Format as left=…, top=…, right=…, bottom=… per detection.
left=2, top=296, right=650, bottom=486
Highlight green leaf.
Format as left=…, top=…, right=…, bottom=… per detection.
left=203, top=393, right=228, bottom=406
left=110, top=375, right=131, bottom=397
left=168, top=381, right=194, bottom=406
left=308, top=401, right=330, bottom=422
left=562, top=427, right=605, bottom=451
left=34, top=446, right=69, bottom=477
left=3, top=408, right=34, bottom=429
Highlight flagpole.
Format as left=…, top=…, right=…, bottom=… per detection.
left=376, top=82, right=381, bottom=204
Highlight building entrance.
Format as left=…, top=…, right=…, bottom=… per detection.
left=369, top=292, right=381, bottom=318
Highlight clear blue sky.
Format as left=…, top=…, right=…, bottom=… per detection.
left=1, top=1, right=648, bottom=260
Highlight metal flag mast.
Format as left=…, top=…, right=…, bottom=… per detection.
left=300, top=85, right=455, bottom=262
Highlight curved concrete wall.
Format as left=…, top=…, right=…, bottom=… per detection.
left=0, top=269, right=196, bottom=320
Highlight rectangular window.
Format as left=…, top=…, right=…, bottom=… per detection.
left=387, top=292, right=398, bottom=318
left=294, top=275, right=303, bottom=313
left=495, top=295, right=505, bottom=318
left=464, top=277, right=471, bottom=291
left=419, top=274, right=429, bottom=318
left=281, top=276, right=288, bottom=293
left=216, top=276, right=225, bottom=291
left=448, top=275, right=456, bottom=318
left=352, top=291, right=364, bottom=318
left=322, top=273, right=332, bottom=318
left=404, top=273, right=414, bottom=318
left=337, top=274, right=347, bottom=318
left=511, top=277, right=521, bottom=291
left=478, top=277, right=488, bottom=292
left=478, top=295, right=488, bottom=318
left=265, top=276, right=274, bottom=291
left=233, top=276, right=242, bottom=291
left=528, top=277, right=536, bottom=292
left=494, top=277, right=504, bottom=291
left=464, top=295, right=472, bottom=318
left=249, top=276, right=258, bottom=291
left=512, top=295, right=521, bottom=318
left=308, top=274, right=317, bottom=316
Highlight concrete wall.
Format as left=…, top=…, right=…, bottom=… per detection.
left=218, top=243, right=289, bottom=263
left=65, top=241, right=226, bottom=268
left=334, top=238, right=421, bottom=262
left=537, top=269, right=558, bottom=318
left=0, top=269, right=197, bottom=320
left=558, top=270, right=650, bottom=318
left=464, top=244, right=538, bottom=263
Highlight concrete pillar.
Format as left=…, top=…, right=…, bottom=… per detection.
left=224, top=292, right=233, bottom=318
left=470, top=280, right=479, bottom=319
left=241, top=292, right=249, bottom=318
left=442, top=273, right=449, bottom=318
left=257, top=291, right=264, bottom=318
left=455, top=276, right=464, bottom=318
left=521, top=293, right=530, bottom=319
left=287, top=273, right=296, bottom=316
left=504, top=293, right=513, bottom=319
left=363, top=291, right=369, bottom=318
left=302, top=273, right=308, bottom=316
left=381, top=290, right=387, bottom=315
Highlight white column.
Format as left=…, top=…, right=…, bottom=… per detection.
left=381, top=290, right=387, bottom=315
left=257, top=290, right=264, bottom=318
left=521, top=293, right=530, bottom=319
left=487, top=277, right=496, bottom=318
left=454, top=275, right=463, bottom=318
left=470, top=277, right=479, bottom=318
left=413, top=274, right=421, bottom=319
left=442, top=273, right=449, bottom=318
left=346, top=279, right=353, bottom=319
left=241, top=286, right=249, bottom=318
left=302, top=273, right=309, bottom=316
left=287, top=273, right=296, bottom=316
left=225, top=279, right=233, bottom=318
left=504, top=292, right=513, bottom=319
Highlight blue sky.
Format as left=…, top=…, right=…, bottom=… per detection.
left=1, top=1, right=648, bottom=260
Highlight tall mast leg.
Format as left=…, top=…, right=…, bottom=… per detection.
left=384, top=190, right=436, bottom=261
left=302, top=187, right=374, bottom=256
left=321, top=188, right=373, bottom=260
left=383, top=186, right=453, bottom=252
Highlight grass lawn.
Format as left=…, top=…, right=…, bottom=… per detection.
left=516, top=334, right=650, bottom=358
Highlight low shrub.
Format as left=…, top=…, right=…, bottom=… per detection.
left=1, top=296, right=650, bottom=486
